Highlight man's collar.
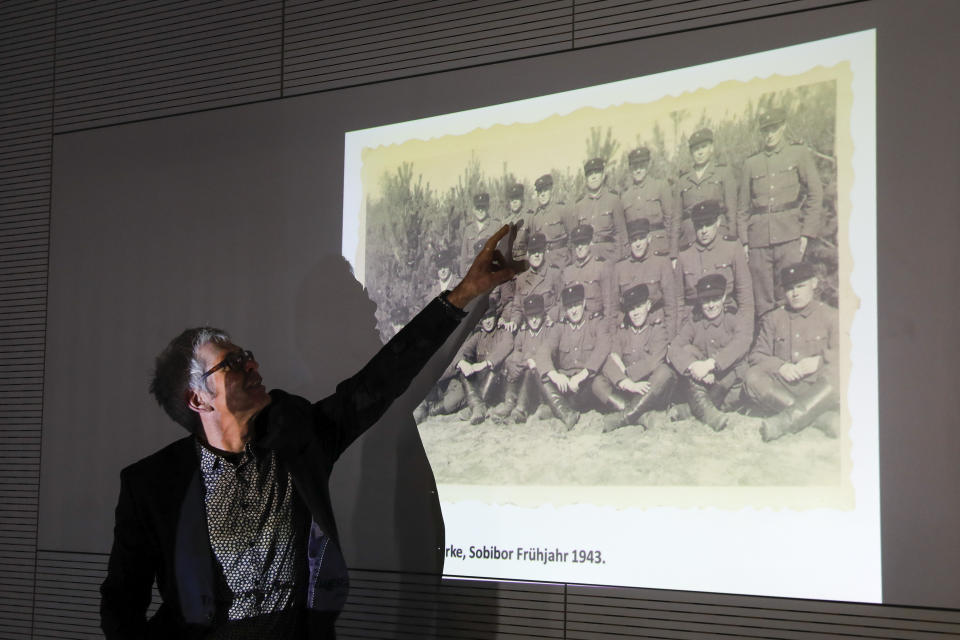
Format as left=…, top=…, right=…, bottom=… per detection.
left=197, top=437, right=255, bottom=472
left=789, top=300, right=818, bottom=318
left=694, top=238, right=716, bottom=252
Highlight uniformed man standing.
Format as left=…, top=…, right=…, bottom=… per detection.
left=677, top=200, right=754, bottom=331
left=573, top=157, right=628, bottom=263
left=502, top=232, right=562, bottom=332
left=492, top=293, right=549, bottom=424
left=597, top=284, right=677, bottom=432
left=502, top=182, right=530, bottom=260
left=527, top=173, right=574, bottom=269
left=743, top=262, right=839, bottom=442
left=737, top=107, right=824, bottom=315
left=614, top=217, right=678, bottom=338
left=461, top=192, right=500, bottom=275
left=452, top=305, right=513, bottom=424
left=677, top=128, right=738, bottom=242
left=561, top=224, right=617, bottom=328
left=620, top=146, right=678, bottom=259
left=536, top=284, right=610, bottom=430
left=428, top=248, right=460, bottom=302
left=667, top=274, right=752, bottom=431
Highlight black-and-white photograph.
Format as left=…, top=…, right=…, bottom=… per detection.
left=347, top=54, right=860, bottom=496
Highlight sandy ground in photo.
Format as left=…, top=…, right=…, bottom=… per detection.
left=418, top=408, right=841, bottom=487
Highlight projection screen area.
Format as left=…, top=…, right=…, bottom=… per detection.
left=40, top=2, right=959, bottom=615
left=344, top=31, right=878, bottom=602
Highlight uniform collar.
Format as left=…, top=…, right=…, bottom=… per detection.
left=587, top=188, right=603, bottom=200
left=763, top=139, right=786, bottom=156
left=694, top=238, right=717, bottom=252
left=788, top=300, right=818, bottom=318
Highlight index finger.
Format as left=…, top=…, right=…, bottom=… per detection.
left=483, top=224, right=510, bottom=251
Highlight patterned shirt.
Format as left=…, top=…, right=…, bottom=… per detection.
left=197, top=441, right=304, bottom=633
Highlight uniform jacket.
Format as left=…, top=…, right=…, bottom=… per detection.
left=602, top=322, right=669, bottom=385
left=677, top=237, right=755, bottom=336
left=505, top=265, right=562, bottom=327
left=613, top=253, right=678, bottom=337
left=458, top=324, right=513, bottom=369
left=100, top=298, right=462, bottom=639
left=573, top=188, right=628, bottom=250
left=621, top=177, right=678, bottom=257
left=562, top=255, right=616, bottom=321
left=504, top=324, right=547, bottom=379
left=737, top=140, right=823, bottom=247
left=527, top=199, right=574, bottom=247
left=460, top=217, right=500, bottom=273
left=667, top=310, right=751, bottom=377
left=536, top=318, right=609, bottom=376
left=749, top=300, right=838, bottom=375
left=677, top=162, right=738, bottom=241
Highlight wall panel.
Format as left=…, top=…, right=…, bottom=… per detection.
left=53, top=0, right=283, bottom=132
left=0, top=1, right=53, bottom=638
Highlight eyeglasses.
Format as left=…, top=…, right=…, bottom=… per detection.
left=200, top=349, right=254, bottom=380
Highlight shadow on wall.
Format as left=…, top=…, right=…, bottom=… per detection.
left=293, top=254, right=481, bottom=637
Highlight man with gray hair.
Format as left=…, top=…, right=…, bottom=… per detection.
left=100, top=226, right=520, bottom=639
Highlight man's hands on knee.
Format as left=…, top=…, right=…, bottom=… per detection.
left=447, top=224, right=525, bottom=309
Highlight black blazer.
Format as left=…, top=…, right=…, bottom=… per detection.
left=100, top=298, right=462, bottom=639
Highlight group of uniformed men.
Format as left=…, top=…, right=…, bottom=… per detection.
left=416, top=107, right=838, bottom=442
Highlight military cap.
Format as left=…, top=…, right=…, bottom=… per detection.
left=569, top=224, right=594, bottom=246
left=696, top=273, right=727, bottom=301
left=507, top=183, right=524, bottom=200
left=628, top=147, right=651, bottom=167
left=690, top=199, right=724, bottom=225
left=758, top=107, right=786, bottom=129
left=481, top=304, right=499, bottom=320
left=534, top=174, right=553, bottom=192
left=621, top=284, right=650, bottom=311
left=522, top=293, right=545, bottom=318
left=527, top=232, right=547, bottom=254
left=688, top=128, right=714, bottom=148
left=473, top=192, right=490, bottom=209
left=583, top=157, right=605, bottom=175
left=626, top=217, right=650, bottom=240
left=780, top=262, right=816, bottom=289
left=561, top=283, right=586, bottom=306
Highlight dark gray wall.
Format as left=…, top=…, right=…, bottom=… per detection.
left=3, top=0, right=960, bottom=638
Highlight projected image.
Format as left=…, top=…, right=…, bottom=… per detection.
left=351, top=73, right=849, bottom=493
left=346, top=32, right=877, bottom=599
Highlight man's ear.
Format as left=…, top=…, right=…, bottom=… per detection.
left=187, top=389, right=212, bottom=414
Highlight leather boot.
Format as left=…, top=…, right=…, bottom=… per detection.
left=760, top=379, right=837, bottom=442
left=752, top=378, right=796, bottom=414
left=686, top=380, right=732, bottom=432
left=491, top=378, right=520, bottom=423
left=460, top=372, right=487, bottom=425
left=597, top=386, right=630, bottom=433
left=510, top=371, right=533, bottom=424
left=479, top=369, right=499, bottom=403
left=538, top=376, right=580, bottom=430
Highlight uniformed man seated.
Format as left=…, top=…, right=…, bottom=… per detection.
left=743, top=262, right=839, bottom=442
left=667, top=274, right=752, bottom=431
left=535, top=283, right=610, bottom=430
left=492, top=293, right=549, bottom=424
left=596, top=284, right=677, bottom=433
left=451, top=304, right=512, bottom=424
